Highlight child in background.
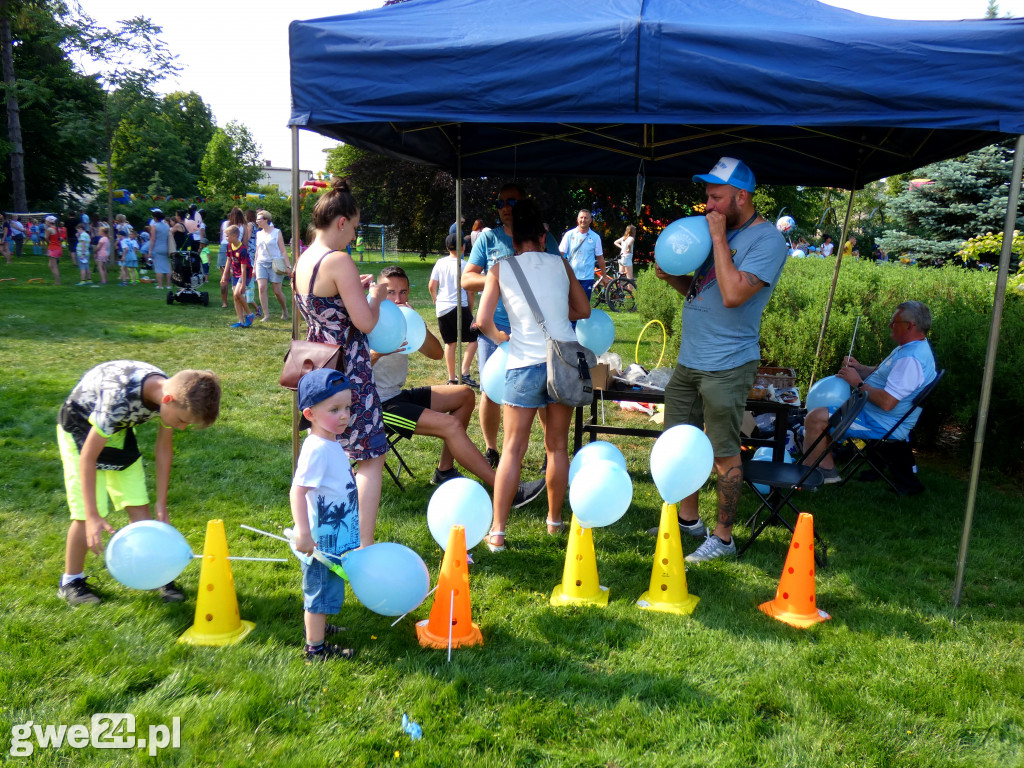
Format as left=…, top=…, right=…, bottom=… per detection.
left=56, top=361, right=221, bottom=605
left=45, top=215, right=62, bottom=285
left=225, top=225, right=255, bottom=327
left=29, top=218, right=42, bottom=255
left=95, top=225, right=111, bottom=284
left=290, top=369, right=359, bottom=662
left=428, top=232, right=479, bottom=386
left=75, top=223, right=92, bottom=285
left=122, top=230, right=140, bottom=284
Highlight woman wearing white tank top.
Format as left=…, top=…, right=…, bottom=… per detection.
left=476, top=198, right=591, bottom=552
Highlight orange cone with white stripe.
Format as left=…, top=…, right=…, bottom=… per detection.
left=759, top=512, right=830, bottom=628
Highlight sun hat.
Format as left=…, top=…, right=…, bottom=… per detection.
left=693, top=157, right=756, bottom=192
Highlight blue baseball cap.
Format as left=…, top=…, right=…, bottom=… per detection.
left=693, top=157, right=756, bottom=193
left=298, top=368, right=352, bottom=429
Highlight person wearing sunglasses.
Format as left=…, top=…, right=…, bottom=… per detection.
left=461, top=184, right=560, bottom=469
left=802, top=301, right=937, bottom=483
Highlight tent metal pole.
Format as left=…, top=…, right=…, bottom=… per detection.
left=809, top=182, right=857, bottom=390
left=952, top=133, right=1024, bottom=607
left=455, top=131, right=463, bottom=378
left=290, top=125, right=302, bottom=472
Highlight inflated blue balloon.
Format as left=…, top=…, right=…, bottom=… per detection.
left=481, top=341, right=509, bottom=404
left=654, top=217, right=712, bottom=276
left=342, top=542, right=430, bottom=616
left=105, top=520, right=194, bottom=590
left=366, top=299, right=406, bottom=354
left=575, top=308, right=615, bottom=356
left=806, top=375, right=852, bottom=411
left=569, top=460, right=633, bottom=528
left=749, top=446, right=794, bottom=495
left=650, top=425, right=714, bottom=503
left=398, top=306, right=427, bottom=355
left=427, top=478, right=492, bottom=550
left=569, top=440, right=626, bottom=486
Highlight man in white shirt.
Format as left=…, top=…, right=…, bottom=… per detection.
left=558, top=209, right=606, bottom=299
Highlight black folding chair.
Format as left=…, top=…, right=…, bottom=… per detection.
left=741, top=389, right=869, bottom=566
left=383, top=425, right=416, bottom=491
left=836, top=369, right=944, bottom=495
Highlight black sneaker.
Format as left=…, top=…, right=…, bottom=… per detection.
left=484, top=448, right=500, bottom=469
left=512, top=478, right=546, bottom=508
left=58, top=577, right=102, bottom=606
left=304, top=642, right=355, bottom=662
left=158, top=581, right=186, bottom=603
left=430, top=466, right=463, bottom=485
left=461, top=374, right=480, bottom=389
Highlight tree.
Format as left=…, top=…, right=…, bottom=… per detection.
left=199, top=121, right=263, bottom=197
left=877, top=142, right=1023, bottom=264
left=161, top=90, right=215, bottom=185
left=109, top=97, right=193, bottom=197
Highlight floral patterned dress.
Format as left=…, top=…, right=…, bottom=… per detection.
left=294, top=251, right=386, bottom=461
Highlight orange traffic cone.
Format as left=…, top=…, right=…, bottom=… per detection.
left=637, top=502, right=699, bottom=615
left=416, top=525, right=483, bottom=649
left=759, top=512, right=830, bottom=628
left=179, top=519, right=255, bottom=646
left=550, top=518, right=609, bottom=607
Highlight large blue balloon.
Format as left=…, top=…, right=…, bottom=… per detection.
left=655, top=217, right=712, bottom=276
left=575, top=309, right=615, bottom=356
left=427, top=478, right=492, bottom=550
left=342, top=542, right=430, bottom=616
left=569, top=440, right=626, bottom=486
left=749, top=446, right=794, bottom=495
left=569, top=460, right=633, bottom=528
left=105, top=520, right=194, bottom=590
left=481, top=341, right=509, bottom=404
left=650, top=425, right=714, bottom=503
left=398, top=306, right=427, bottom=355
left=806, top=375, right=852, bottom=411
left=366, top=299, right=406, bottom=354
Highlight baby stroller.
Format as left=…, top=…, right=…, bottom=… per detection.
left=167, top=250, right=209, bottom=306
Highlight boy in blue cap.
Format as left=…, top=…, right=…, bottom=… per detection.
left=291, top=368, right=361, bottom=661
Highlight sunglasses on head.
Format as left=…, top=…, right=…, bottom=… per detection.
left=496, top=198, right=519, bottom=210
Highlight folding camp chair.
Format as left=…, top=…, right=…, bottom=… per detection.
left=740, top=389, right=869, bottom=566
left=383, top=426, right=416, bottom=491
left=836, top=369, right=944, bottom=495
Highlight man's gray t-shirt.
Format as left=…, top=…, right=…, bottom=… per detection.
left=677, top=222, right=787, bottom=371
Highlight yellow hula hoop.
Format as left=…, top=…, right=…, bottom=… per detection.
left=636, top=319, right=667, bottom=371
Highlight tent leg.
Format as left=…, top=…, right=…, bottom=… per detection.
left=290, top=125, right=302, bottom=473
left=952, top=133, right=1024, bottom=607
left=809, top=184, right=857, bottom=390
left=455, top=139, right=463, bottom=377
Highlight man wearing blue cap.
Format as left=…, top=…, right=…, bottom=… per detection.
left=654, top=157, right=788, bottom=563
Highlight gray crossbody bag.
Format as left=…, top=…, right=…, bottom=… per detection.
left=504, top=255, right=596, bottom=407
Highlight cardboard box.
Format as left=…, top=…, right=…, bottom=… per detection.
left=591, top=363, right=610, bottom=390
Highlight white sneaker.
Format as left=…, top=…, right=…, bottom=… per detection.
left=646, top=517, right=707, bottom=538
left=685, top=534, right=737, bottom=563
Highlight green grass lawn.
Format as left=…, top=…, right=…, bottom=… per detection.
left=1, top=253, right=1022, bottom=767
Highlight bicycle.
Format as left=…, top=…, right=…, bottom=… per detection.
left=590, top=259, right=637, bottom=312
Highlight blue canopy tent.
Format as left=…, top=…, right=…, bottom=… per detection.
left=287, top=0, right=1024, bottom=604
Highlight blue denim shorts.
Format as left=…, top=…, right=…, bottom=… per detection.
left=504, top=363, right=551, bottom=408
left=301, top=558, right=346, bottom=614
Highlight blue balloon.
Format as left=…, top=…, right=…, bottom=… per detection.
left=342, top=542, right=430, bottom=616
left=806, top=375, right=852, bottom=411
left=569, top=440, right=626, bottom=486
left=749, top=446, right=794, bottom=495
left=569, top=460, right=633, bottom=528
left=398, top=306, right=426, bottom=355
left=481, top=341, right=509, bottom=404
left=427, top=478, right=492, bottom=550
left=650, top=425, right=714, bottom=503
left=366, top=299, right=406, bottom=354
left=655, top=217, right=712, bottom=276
left=105, top=520, right=194, bottom=590
left=575, top=308, right=615, bottom=356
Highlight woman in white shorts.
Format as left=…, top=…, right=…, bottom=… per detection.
left=254, top=209, right=292, bottom=321
left=613, top=224, right=636, bottom=280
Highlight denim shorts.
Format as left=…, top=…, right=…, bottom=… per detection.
left=477, top=321, right=511, bottom=374
left=301, top=558, right=346, bottom=614
left=504, top=363, right=552, bottom=408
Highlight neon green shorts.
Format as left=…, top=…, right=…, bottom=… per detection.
left=57, top=426, right=149, bottom=520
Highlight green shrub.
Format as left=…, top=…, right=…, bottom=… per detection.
left=635, top=264, right=682, bottom=341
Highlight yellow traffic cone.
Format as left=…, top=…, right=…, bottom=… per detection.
left=179, top=519, right=255, bottom=646
left=416, top=525, right=483, bottom=649
left=637, top=502, right=700, bottom=615
left=550, top=518, right=609, bottom=607
left=759, top=512, right=830, bottom=628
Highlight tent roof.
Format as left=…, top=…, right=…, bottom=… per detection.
left=288, top=0, right=1024, bottom=188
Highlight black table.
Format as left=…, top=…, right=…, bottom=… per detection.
left=572, top=384, right=796, bottom=461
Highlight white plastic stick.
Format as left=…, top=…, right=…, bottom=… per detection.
left=390, top=585, right=438, bottom=626
left=240, top=524, right=290, bottom=542
left=847, top=315, right=861, bottom=362
left=226, top=556, right=289, bottom=562
left=447, top=589, right=455, bottom=663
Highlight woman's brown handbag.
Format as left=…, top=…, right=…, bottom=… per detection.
left=279, top=340, right=343, bottom=390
